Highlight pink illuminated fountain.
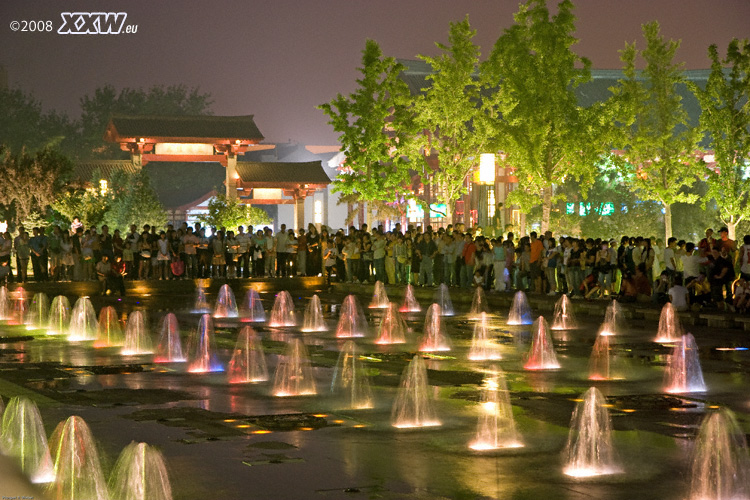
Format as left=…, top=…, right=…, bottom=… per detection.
left=589, top=333, right=614, bottom=381
left=391, top=355, right=441, bottom=428
left=241, top=288, right=266, bottom=322
left=67, top=296, right=98, bottom=342
left=47, top=416, right=108, bottom=500
left=433, top=284, right=454, bottom=316
left=269, top=291, right=296, bottom=327
left=468, top=312, right=502, bottom=361
left=302, top=294, right=327, bottom=332
left=330, top=340, right=374, bottom=409
left=47, top=295, right=70, bottom=336
left=273, top=338, right=316, bottom=396
left=563, top=387, right=622, bottom=478
left=192, top=286, right=210, bottom=314
left=10, top=287, right=28, bottom=325
left=375, top=303, right=408, bottom=345
left=664, top=333, right=706, bottom=393
left=213, top=284, right=238, bottom=318
left=0, top=285, right=10, bottom=321
left=122, top=310, right=154, bottom=355
left=0, top=396, right=55, bottom=483
left=655, top=302, right=684, bottom=343
left=369, top=280, right=390, bottom=309
left=94, top=306, right=123, bottom=348
left=551, top=294, right=578, bottom=330
left=598, top=300, right=623, bottom=337
left=228, top=326, right=268, bottom=384
left=523, top=317, right=560, bottom=370
left=335, top=294, right=368, bottom=338
left=109, top=441, right=173, bottom=500
left=399, top=284, right=421, bottom=313
left=469, top=369, right=522, bottom=450
left=507, top=291, right=532, bottom=325
left=418, top=304, right=451, bottom=352
left=187, top=314, right=223, bottom=373
left=469, top=286, right=489, bottom=319
left=154, top=313, right=186, bottom=363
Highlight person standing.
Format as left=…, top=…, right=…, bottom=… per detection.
left=14, top=228, right=31, bottom=283
left=275, top=224, right=288, bottom=277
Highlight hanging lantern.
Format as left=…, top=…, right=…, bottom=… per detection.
left=479, top=153, right=496, bottom=184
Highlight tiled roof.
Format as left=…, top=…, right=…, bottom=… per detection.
left=107, top=115, right=264, bottom=141
left=74, top=160, right=138, bottom=182
left=236, top=161, right=331, bottom=185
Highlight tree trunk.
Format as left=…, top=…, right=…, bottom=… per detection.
left=727, top=220, right=737, bottom=242
left=663, top=202, right=672, bottom=240
left=541, top=186, right=553, bottom=234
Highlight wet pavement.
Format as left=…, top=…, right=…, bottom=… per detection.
left=0, top=282, right=749, bottom=500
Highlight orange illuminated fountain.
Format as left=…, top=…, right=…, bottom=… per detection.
left=330, top=340, right=374, bottom=409
left=655, top=302, right=684, bottom=343
left=369, top=280, right=389, bottom=309
left=121, top=310, right=154, bottom=355
left=47, top=415, right=108, bottom=500
left=10, top=287, right=28, bottom=325
left=524, top=316, right=560, bottom=370
left=399, top=284, right=421, bottom=313
left=468, top=312, right=502, bottom=361
left=269, top=291, right=296, bottom=327
left=187, top=314, right=223, bottom=373
left=273, top=338, right=317, bottom=396
left=588, top=333, right=616, bottom=381
left=551, top=294, right=578, bottom=330
left=391, top=355, right=441, bottom=428
left=214, top=284, right=238, bottom=318
left=241, top=288, right=266, bottom=322
left=469, top=286, right=489, bottom=319
left=228, top=326, right=268, bottom=384
left=26, top=292, right=49, bottom=330
left=67, top=296, right=98, bottom=342
left=0, top=396, right=55, bottom=483
left=47, top=295, right=70, bottom=336
left=418, top=304, right=451, bottom=352
left=664, top=333, right=706, bottom=393
left=563, top=387, right=622, bottom=478
left=0, top=285, right=10, bottom=321
left=598, top=300, right=623, bottom=337
left=300, top=294, right=326, bottom=332
left=507, top=291, right=532, bottom=325
left=94, top=306, right=124, bottom=348
left=433, top=284, right=454, bottom=316
left=192, top=286, right=210, bottom=314
left=375, top=303, right=408, bottom=345
left=335, top=294, right=368, bottom=338
left=154, top=313, right=186, bottom=363
left=469, top=369, right=523, bottom=450
left=109, top=441, right=173, bottom=500
left=689, top=408, right=750, bottom=500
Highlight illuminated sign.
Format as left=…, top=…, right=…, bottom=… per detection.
left=407, top=200, right=448, bottom=219
left=154, top=143, right=215, bottom=156
left=253, top=188, right=283, bottom=200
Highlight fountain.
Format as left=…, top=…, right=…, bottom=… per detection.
left=335, top=294, right=368, bottom=338
left=330, top=340, right=374, bottom=409
left=301, top=294, right=327, bottom=332
left=469, top=369, right=523, bottom=450
left=192, top=286, right=211, bottom=314
left=213, top=284, right=238, bottom=318
left=154, top=313, right=186, bottom=363
left=68, top=296, right=98, bottom=342
left=418, top=304, right=451, bottom=352
left=94, top=306, right=124, bottom=348
left=187, top=314, right=223, bottom=373
left=122, top=310, right=153, bottom=355
left=588, top=333, right=615, bottom=381
left=375, top=303, right=408, bottom=345
left=47, top=415, right=109, bottom=500
left=268, top=291, right=296, bottom=327
left=469, top=286, right=489, bottom=319
left=433, top=284, right=454, bottom=316
left=108, top=441, right=172, bottom=500
left=523, top=316, right=560, bottom=370
left=228, top=326, right=268, bottom=383
left=47, top=295, right=71, bottom=336
left=468, top=312, right=502, bottom=361
left=0, top=285, right=10, bottom=320
left=507, top=291, right=533, bottom=325
left=664, top=333, right=706, bottom=393
left=0, top=396, right=55, bottom=483
left=272, top=338, right=317, bottom=396
left=399, top=284, right=421, bottom=313
left=563, top=387, right=622, bottom=477
left=26, top=292, right=49, bottom=329
left=369, top=280, right=389, bottom=309
left=655, top=302, right=684, bottom=343
left=240, top=288, right=266, bottom=322
left=598, top=300, right=623, bottom=337
left=391, top=355, right=441, bottom=428
left=11, top=287, right=28, bottom=325
left=551, top=294, right=578, bottom=330
left=689, top=408, right=750, bottom=500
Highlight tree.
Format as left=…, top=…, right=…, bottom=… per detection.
left=403, top=16, right=490, bottom=225
left=319, top=40, right=414, bottom=222
left=613, top=21, right=701, bottom=240
left=197, top=193, right=272, bottom=230
left=482, top=0, right=607, bottom=233
left=51, top=170, right=111, bottom=229
left=0, top=88, right=75, bottom=154
left=690, top=38, right=750, bottom=240
left=102, top=170, right=167, bottom=231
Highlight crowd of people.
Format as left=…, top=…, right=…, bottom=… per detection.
left=0, top=218, right=748, bottom=311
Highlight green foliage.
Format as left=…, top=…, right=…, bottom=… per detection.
left=51, top=186, right=110, bottom=229
left=0, top=88, right=76, bottom=154
left=613, top=21, right=701, bottom=239
left=102, top=170, right=167, bottom=231
left=319, top=40, right=414, bottom=205
left=197, top=193, right=272, bottom=230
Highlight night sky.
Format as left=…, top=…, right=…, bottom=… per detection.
left=1, top=0, right=749, bottom=145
